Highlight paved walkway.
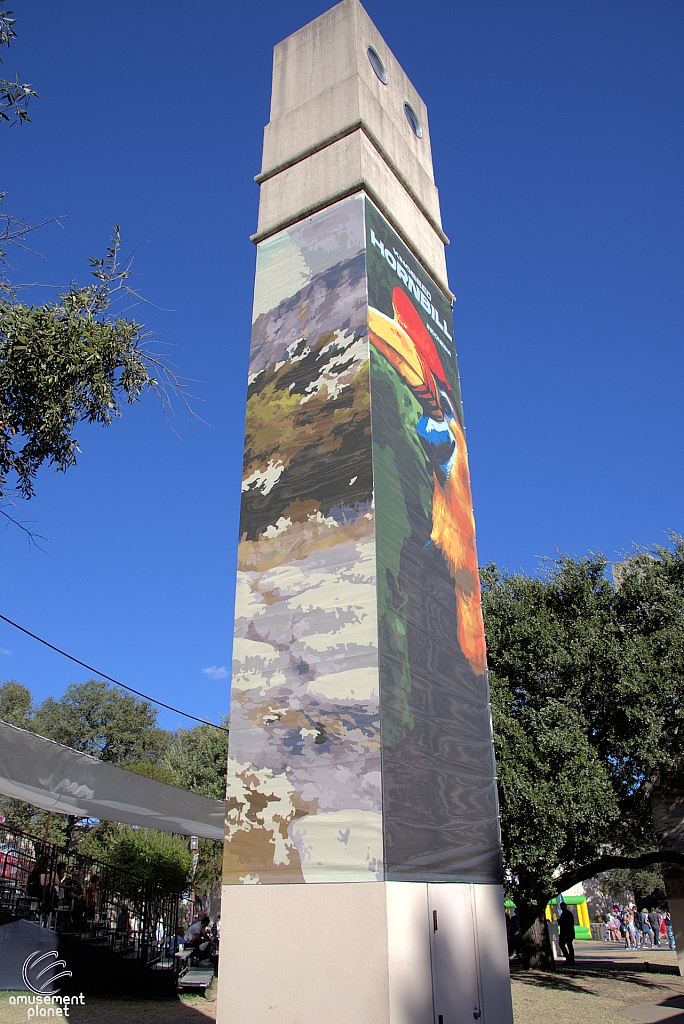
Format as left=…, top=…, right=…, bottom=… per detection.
left=569, top=939, right=679, bottom=973
left=621, top=996, right=684, bottom=1024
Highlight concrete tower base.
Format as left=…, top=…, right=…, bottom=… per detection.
left=666, top=897, right=684, bottom=976
left=216, top=881, right=513, bottom=1024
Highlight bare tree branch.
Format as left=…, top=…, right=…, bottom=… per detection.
left=0, top=503, right=52, bottom=552
left=0, top=208, right=65, bottom=297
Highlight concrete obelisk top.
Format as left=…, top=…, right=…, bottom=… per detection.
left=252, top=0, right=450, bottom=295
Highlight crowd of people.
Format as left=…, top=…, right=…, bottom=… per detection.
left=22, top=852, right=182, bottom=958
left=170, top=914, right=221, bottom=969
left=506, top=899, right=677, bottom=964
left=4, top=831, right=220, bottom=981
left=599, top=905, right=676, bottom=950
left=26, top=856, right=101, bottom=933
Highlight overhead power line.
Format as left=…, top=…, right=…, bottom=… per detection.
left=0, top=613, right=229, bottom=733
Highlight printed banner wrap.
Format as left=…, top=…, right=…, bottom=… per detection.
left=224, top=194, right=501, bottom=884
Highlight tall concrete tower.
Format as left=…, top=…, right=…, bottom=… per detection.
left=217, top=3, right=514, bottom=1022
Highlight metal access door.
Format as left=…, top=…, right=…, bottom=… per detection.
left=428, top=883, right=514, bottom=1024
left=428, top=883, right=482, bottom=1024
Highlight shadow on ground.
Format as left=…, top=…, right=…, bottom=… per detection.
left=513, top=968, right=678, bottom=998
left=0, top=992, right=217, bottom=1024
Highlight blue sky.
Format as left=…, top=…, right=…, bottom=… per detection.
left=1, top=0, right=682, bottom=730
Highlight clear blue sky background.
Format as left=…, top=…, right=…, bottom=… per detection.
left=1, top=0, right=682, bottom=731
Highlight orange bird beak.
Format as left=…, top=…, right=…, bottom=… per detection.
left=369, top=305, right=442, bottom=419
left=368, top=306, right=425, bottom=388
left=369, top=288, right=452, bottom=419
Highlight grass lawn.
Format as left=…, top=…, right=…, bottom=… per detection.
left=2, top=956, right=682, bottom=1024
left=0, top=985, right=217, bottom=1023
left=512, top=965, right=684, bottom=1024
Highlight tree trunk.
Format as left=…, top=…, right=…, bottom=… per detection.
left=518, top=901, right=556, bottom=971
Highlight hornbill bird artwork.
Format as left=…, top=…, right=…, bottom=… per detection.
left=369, top=286, right=487, bottom=676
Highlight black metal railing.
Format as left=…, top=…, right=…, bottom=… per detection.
left=0, top=824, right=180, bottom=973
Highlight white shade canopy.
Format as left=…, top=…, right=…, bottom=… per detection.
left=0, top=720, right=225, bottom=840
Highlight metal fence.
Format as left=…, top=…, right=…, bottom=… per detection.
left=0, top=823, right=180, bottom=971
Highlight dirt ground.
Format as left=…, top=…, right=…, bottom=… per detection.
left=0, top=985, right=217, bottom=1023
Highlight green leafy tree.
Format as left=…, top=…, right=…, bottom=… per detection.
left=32, top=679, right=171, bottom=765
left=600, top=865, right=667, bottom=909
left=0, top=676, right=224, bottom=902
left=0, top=677, right=32, bottom=725
left=164, top=720, right=230, bottom=800
left=126, top=759, right=177, bottom=785
left=80, top=822, right=192, bottom=893
left=0, top=9, right=36, bottom=125
left=0, top=679, right=42, bottom=834
left=482, top=538, right=684, bottom=968
left=0, top=12, right=194, bottom=526
left=164, top=721, right=229, bottom=908
left=0, top=678, right=173, bottom=843
left=80, top=722, right=231, bottom=899
left=85, top=721, right=230, bottom=903
left=1, top=231, right=194, bottom=504
left=192, top=838, right=224, bottom=915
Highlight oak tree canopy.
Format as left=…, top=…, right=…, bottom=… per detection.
left=482, top=538, right=684, bottom=967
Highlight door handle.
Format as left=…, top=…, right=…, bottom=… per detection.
left=433, top=910, right=438, bottom=932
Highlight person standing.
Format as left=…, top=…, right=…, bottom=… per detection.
left=85, top=873, right=99, bottom=929
left=648, top=909, right=662, bottom=948
left=616, top=905, right=626, bottom=944
left=620, top=907, right=629, bottom=948
left=610, top=905, right=622, bottom=942
left=65, top=867, right=85, bottom=932
left=640, top=909, right=653, bottom=948
left=50, top=862, right=67, bottom=925
left=558, top=902, right=576, bottom=965
left=664, top=912, right=676, bottom=951
left=26, top=856, right=49, bottom=909
left=659, top=913, right=668, bottom=945
left=116, top=904, right=133, bottom=949
left=624, top=908, right=638, bottom=949
left=506, top=911, right=522, bottom=959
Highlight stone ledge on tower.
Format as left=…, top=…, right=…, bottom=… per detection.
left=252, top=0, right=450, bottom=296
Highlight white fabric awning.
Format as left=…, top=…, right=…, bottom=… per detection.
left=0, top=720, right=225, bottom=840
